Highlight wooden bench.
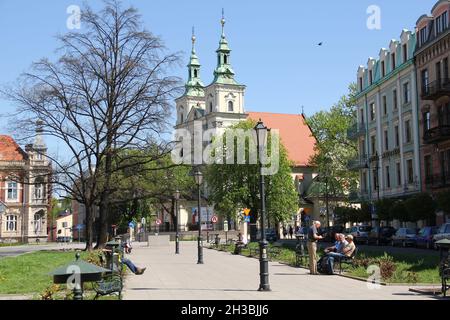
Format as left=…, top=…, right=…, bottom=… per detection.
left=338, top=247, right=358, bottom=274
left=93, top=250, right=124, bottom=300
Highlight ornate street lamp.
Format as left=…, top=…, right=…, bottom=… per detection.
left=174, top=190, right=181, bottom=254
left=254, top=119, right=271, bottom=292
left=193, top=168, right=204, bottom=264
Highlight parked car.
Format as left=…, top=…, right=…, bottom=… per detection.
left=56, top=236, right=72, bottom=243
left=367, top=226, right=396, bottom=245
left=415, top=226, right=439, bottom=249
left=324, top=225, right=346, bottom=242
left=256, top=229, right=277, bottom=242
left=433, top=223, right=450, bottom=249
left=350, top=225, right=372, bottom=244
left=391, top=228, right=417, bottom=247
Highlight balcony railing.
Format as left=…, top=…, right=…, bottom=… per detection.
left=425, top=172, right=450, bottom=189
left=421, top=78, right=450, bottom=100
left=347, top=156, right=368, bottom=171
left=423, top=125, right=450, bottom=144
left=347, top=123, right=366, bottom=140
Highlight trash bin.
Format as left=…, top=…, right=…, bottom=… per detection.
left=215, top=234, right=220, bottom=246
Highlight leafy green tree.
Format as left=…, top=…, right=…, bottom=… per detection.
left=375, top=198, right=394, bottom=222
left=404, top=193, right=436, bottom=225
left=206, top=120, right=298, bottom=240
left=306, top=83, right=359, bottom=218
left=390, top=201, right=409, bottom=222
left=436, top=190, right=450, bottom=214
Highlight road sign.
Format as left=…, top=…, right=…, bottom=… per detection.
left=244, top=216, right=251, bottom=223
left=211, top=215, right=218, bottom=223
left=128, top=222, right=135, bottom=228
left=223, top=220, right=229, bottom=232
left=155, top=218, right=162, bottom=226
left=243, top=208, right=251, bottom=216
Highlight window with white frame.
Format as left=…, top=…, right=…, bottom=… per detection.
left=6, top=215, right=17, bottom=231
left=7, top=182, right=18, bottom=201
left=419, top=27, right=428, bottom=46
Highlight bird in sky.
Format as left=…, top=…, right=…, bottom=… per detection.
left=317, top=42, right=323, bottom=46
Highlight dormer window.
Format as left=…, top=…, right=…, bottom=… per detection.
left=369, top=70, right=373, bottom=85
left=359, top=77, right=363, bottom=91
left=391, top=53, right=396, bottom=70
left=436, top=11, right=448, bottom=35
left=381, top=61, right=386, bottom=77
left=228, top=101, right=234, bottom=112
left=419, top=27, right=428, bottom=46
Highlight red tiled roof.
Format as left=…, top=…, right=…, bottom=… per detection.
left=0, top=135, right=28, bottom=161
left=247, top=112, right=317, bottom=167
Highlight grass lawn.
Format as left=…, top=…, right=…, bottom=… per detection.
left=0, top=250, right=120, bottom=299
left=212, top=242, right=441, bottom=284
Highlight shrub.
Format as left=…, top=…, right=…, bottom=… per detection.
left=40, top=284, right=61, bottom=300
left=375, top=254, right=396, bottom=280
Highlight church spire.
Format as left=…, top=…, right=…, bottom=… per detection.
left=185, top=26, right=205, bottom=97
left=213, top=9, right=238, bottom=85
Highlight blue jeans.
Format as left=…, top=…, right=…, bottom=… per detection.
left=326, top=252, right=346, bottom=274
left=122, top=258, right=137, bottom=274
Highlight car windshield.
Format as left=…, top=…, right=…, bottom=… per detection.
left=359, top=226, right=371, bottom=232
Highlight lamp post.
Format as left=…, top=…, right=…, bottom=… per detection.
left=372, top=152, right=380, bottom=228
left=254, top=120, right=271, bottom=292
left=193, top=168, right=204, bottom=264
left=174, top=190, right=181, bottom=254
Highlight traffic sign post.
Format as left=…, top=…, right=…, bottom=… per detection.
left=224, top=220, right=229, bottom=244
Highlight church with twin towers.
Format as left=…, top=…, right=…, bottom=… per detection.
left=174, top=12, right=248, bottom=146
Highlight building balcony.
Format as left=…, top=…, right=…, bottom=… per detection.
left=347, top=156, right=368, bottom=171
left=347, top=123, right=366, bottom=140
left=421, top=78, right=450, bottom=100
left=423, top=125, right=450, bottom=144
left=425, top=172, right=450, bottom=189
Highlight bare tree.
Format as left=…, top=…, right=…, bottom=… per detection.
left=2, top=0, right=181, bottom=249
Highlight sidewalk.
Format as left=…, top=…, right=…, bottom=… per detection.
left=123, top=242, right=435, bottom=300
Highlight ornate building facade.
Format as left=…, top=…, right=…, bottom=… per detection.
left=0, top=129, right=51, bottom=243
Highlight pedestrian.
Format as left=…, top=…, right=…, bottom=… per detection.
left=307, top=221, right=323, bottom=275
left=289, top=225, right=294, bottom=239
left=283, top=226, right=288, bottom=239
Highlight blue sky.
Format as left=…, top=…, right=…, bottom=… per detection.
left=0, top=0, right=436, bottom=153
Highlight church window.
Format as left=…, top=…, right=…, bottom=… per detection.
left=194, top=69, right=198, bottom=78
left=209, top=102, right=213, bottom=113
left=180, top=113, right=184, bottom=123
left=228, top=101, right=234, bottom=112
left=224, top=55, right=228, bottom=64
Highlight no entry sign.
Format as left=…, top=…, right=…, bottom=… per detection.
left=211, top=216, right=218, bottom=223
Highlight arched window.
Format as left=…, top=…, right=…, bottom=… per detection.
left=194, top=69, right=198, bottom=78
left=180, top=113, right=184, bottom=123
left=224, top=55, right=228, bottom=64
left=209, top=102, right=213, bottom=113
left=33, top=213, right=42, bottom=233
left=34, top=177, right=45, bottom=200
left=228, top=101, right=234, bottom=112
left=6, top=215, right=17, bottom=231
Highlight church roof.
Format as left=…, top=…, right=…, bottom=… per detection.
left=0, top=135, right=28, bottom=161
left=247, top=112, right=316, bottom=167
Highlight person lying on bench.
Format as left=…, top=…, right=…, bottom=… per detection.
left=102, top=248, right=146, bottom=275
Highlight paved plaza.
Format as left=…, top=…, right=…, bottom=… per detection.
left=123, top=242, right=435, bottom=300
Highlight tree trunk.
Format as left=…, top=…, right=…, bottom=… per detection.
left=85, top=204, right=94, bottom=251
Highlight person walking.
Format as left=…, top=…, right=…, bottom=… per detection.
left=282, top=226, right=288, bottom=239
left=289, top=225, right=294, bottom=239
left=307, top=221, right=323, bottom=275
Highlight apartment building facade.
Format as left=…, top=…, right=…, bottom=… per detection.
left=350, top=29, right=421, bottom=208
left=416, top=0, right=450, bottom=225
